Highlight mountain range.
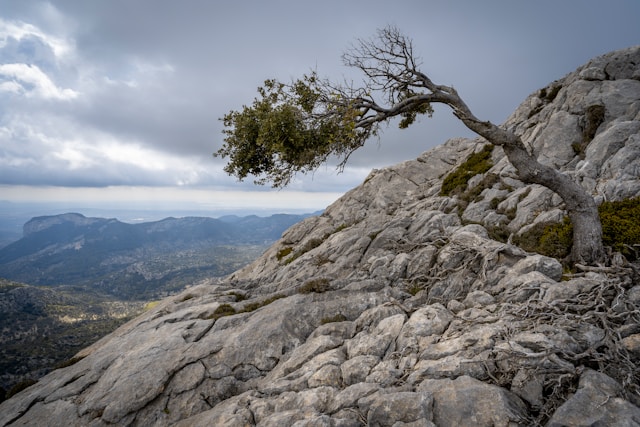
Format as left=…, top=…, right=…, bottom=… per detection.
left=0, top=212, right=311, bottom=394
left=1, top=47, right=640, bottom=426
left=0, top=212, right=311, bottom=300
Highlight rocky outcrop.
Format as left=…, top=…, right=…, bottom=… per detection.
left=1, top=47, right=639, bottom=426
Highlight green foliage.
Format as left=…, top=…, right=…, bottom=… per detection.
left=512, top=217, right=573, bottom=260
left=276, top=246, right=293, bottom=261
left=332, top=223, right=349, bottom=233
left=283, top=236, right=326, bottom=264
left=216, top=74, right=367, bottom=187
left=406, top=283, right=423, bottom=296
left=368, top=230, right=382, bottom=240
left=573, top=104, right=605, bottom=158
left=320, top=314, right=348, bottom=324
left=441, top=145, right=494, bottom=197
left=485, top=224, right=511, bottom=243
left=240, top=294, right=285, bottom=313
left=583, top=105, right=605, bottom=143
left=178, top=293, right=196, bottom=302
left=540, top=84, right=562, bottom=103
left=0, top=282, right=143, bottom=394
left=489, top=197, right=501, bottom=210
left=599, top=197, right=640, bottom=258
left=210, top=303, right=236, bottom=320
left=397, top=91, right=434, bottom=128
left=298, top=278, right=331, bottom=294
left=227, top=291, right=247, bottom=302
left=511, top=197, right=640, bottom=261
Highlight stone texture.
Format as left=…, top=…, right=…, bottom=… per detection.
left=547, top=370, right=640, bottom=427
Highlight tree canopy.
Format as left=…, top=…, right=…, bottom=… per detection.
left=216, top=75, right=369, bottom=187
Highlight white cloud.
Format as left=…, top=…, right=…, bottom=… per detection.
left=0, top=63, right=78, bottom=99
left=0, top=18, right=73, bottom=58
left=0, top=0, right=639, bottom=212
left=0, top=79, right=22, bottom=94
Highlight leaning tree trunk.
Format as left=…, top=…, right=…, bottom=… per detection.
left=327, top=27, right=606, bottom=265
left=501, top=140, right=605, bottom=265
left=450, top=102, right=605, bottom=265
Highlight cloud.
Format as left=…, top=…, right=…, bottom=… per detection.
left=0, top=18, right=72, bottom=58
left=0, top=63, right=78, bottom=99
left=0, top=0, right=639, bottom=211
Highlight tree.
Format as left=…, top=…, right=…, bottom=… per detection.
left=215, top=26, right=605, bottom=266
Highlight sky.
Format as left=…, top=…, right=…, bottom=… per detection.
left=1, top=0, right=639, bottom=216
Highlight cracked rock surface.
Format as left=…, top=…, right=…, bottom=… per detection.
left=2, top=47, right=640, bottom=427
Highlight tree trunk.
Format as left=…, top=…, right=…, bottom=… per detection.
left=455, top=112, right=605, bottom=265
left=501, top=143, right=605, bottom=265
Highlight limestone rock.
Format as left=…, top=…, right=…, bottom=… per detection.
left=547, top=370, right=640, bottom=427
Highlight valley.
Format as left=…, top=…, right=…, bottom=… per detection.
left=0, top=211, right=311, bottom=397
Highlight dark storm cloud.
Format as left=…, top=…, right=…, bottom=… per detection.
left=1, top=0, right=639, bottom=194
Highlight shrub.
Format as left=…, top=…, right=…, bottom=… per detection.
left=489, top=197, right=501, bottom=210
left=320, top=314, right=348, bottom=324
left=209, top=303, right=236, bottom=320
left=441, top=145, right=494, bottom=197
left=583, top=104, right=605, bottom=143
left=240, top=294, right=286, bottom=313
left=284, top=236, right=326, bottom=264
left=512, top=217, right=573, bottom=260
left=406, top=283, right=423, bottom=296
left=276, top=247, right=293, bottom=261
left=332, top=223, right=349, bottom=233
left=298, top=278, right=331, bottom=294
left=227, top=292, right=247, bottom=302
left=511, top=197, right=640, bottom=261
left=486, top=224, right=510, bottom=243
left=599, top=197, right=640, bottom=258
left=178, top=293, right=196, bottom=302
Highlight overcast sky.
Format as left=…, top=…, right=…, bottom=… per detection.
left=1, top=0, right=639, bottom=214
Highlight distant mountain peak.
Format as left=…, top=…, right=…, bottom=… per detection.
left=23, top=212, right=105, bottom=237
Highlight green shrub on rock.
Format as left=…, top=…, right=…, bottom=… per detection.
left=513, top=218, right=573, bottom=260
left=298, top=278, right=331, bottom=294
left=441, top=145, right=494, bottom=197
left=599, top=196, right=640, bottom=258
left=512, top=196, right=640, bottom=261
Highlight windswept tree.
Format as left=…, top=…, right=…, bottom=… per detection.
left=216, top=26, right=604, bottom=265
